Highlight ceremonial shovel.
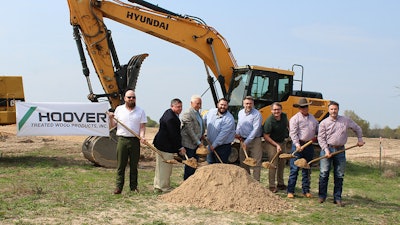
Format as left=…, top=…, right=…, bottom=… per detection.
left=241, top=141, right=257, bottom=167
left=294, top=144, right=359, bottom=169
left=279, top=140, right=313, bottom=159
left=112, top=117, right=179, bottom=164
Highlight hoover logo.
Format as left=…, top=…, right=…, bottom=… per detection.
left=16, top=102, right=109, bottom=137
left=18, top=106, right=37, bottom=130
left=38, top=112, right=107, bottom=123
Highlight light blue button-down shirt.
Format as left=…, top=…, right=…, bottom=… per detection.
left=203, top=108, right=235, bottom=147
left=236, top=108, right=263, bottom=145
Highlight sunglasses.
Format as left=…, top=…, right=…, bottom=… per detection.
left=126, top=96, right=136, bottom=99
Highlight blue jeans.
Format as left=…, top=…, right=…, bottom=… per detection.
left=183, top=147, right=199, bottom=180
left=287, top=144, right=314, bottom=194
left=207, top=144, right=231, bottom=164
left=318, top=146, right=346, bottom=201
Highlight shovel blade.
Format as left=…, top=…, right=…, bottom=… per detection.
left=164, top=159, right=179, bottom=164
left=243, top=158, right=257, bottom=167
left=183, top=158, right=198, bottom=168
left=294, top=158, right=310, bottom=169
left=262, top=161, right=276, bottom=169
left=196, top=146, right=209, bottom=156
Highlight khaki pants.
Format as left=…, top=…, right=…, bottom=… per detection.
left=153, top=151, right=174, bottom=191
left=239, top=137, right=263, bottom=181
left=265, top=141, right=287, bottom=188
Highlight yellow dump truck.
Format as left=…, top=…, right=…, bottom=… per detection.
left=0, top=76, right=25, bottom=125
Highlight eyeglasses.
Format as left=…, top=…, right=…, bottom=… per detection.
left=126, top=96, right=136, bottom=99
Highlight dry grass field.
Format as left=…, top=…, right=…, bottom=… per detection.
left=1, top=124, right=399, bottom=224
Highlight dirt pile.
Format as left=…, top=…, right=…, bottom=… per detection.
left=159, top=164, right=292, bottom=214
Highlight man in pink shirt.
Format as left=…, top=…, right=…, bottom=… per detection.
left=287, top=98, right=318, bottom=198
left=317, top=101, right=364, bottom=207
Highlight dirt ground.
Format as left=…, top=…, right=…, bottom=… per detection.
left=1, top=124, right=399, bottom=166
left=1, top=124, right=399, bottom=224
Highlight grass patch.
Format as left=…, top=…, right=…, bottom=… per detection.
left=1, top=146, right=399, bottom=224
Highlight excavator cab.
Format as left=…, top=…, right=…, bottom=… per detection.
left=227, top=66, right=294, bottom=121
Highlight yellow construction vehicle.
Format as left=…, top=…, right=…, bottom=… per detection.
left=67, top=0, right=329, bottom=167
left=0, top=76, right=25, bottom=125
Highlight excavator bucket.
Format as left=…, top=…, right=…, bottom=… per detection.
left=82, top=127, right=118, bottom=168
left=126, top=53, right=149, bottom=91
left=116, top=53, right=149, bottom=92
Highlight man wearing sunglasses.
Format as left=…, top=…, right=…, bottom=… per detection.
left=109, top=89, right=147, bottom=194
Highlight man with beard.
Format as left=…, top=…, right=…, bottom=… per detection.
left=203, top=98, right=235, bottom=163
left=317, top=100, right=364, bottom=207
left=108, top=89, right=147, bottom=194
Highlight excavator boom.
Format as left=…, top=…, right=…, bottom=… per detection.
left=67, top=0, right=330, bottom=167
left=68, top=0, right=237, bottom=103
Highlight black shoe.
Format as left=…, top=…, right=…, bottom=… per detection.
left=113, top=188, right=122, bottom=194
left=277, top=184, right=287, bottom=190
left=334, top=200, right=345, bottom=207
left=318, top=198, right=325, bottom=203
left=131, top=188, right=139, bottom=193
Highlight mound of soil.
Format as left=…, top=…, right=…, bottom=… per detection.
left=159, top=164, right=292, bottom=214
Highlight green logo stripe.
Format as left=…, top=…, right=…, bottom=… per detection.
left=18, top=106, right=37, bottom=130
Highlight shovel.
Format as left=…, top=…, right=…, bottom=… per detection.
left=294, top=144, right=359, bottom=169
left=183, top=153, right=198, bottom=169
left=262, top=150, right=279, bottom=169
left=241, top=141, right=257, bottom=167
left=205, top=138, right=224, bottom=163
left=196, top=144, right=209, bottom=157
left=112, top=117, right=179, bottom=164
left=279, top=140, right=313, bottom=159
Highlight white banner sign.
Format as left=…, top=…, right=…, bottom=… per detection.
left=16, top=102, right=110, bottom=136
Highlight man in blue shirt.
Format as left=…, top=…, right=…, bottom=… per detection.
left=203, top=98, right=235, bottom=163
left=236, top=96, right=263, bottom=181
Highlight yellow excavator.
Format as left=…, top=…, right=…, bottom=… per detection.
left=67, top=0, right=330, bottom=167
left=0, top=76, right=25, bottom=125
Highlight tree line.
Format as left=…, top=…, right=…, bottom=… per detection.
left=344, top=110, right=400, bottom=139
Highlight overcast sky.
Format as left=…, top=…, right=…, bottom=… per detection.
left=2, top=1, right=400, bottom=128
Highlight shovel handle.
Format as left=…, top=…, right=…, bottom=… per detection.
left=269, top=150, right=280, bottom=164
left=113, top=117, right=167, bottom=161
left=308, top=144, right=359, bottom=165
left=205, top=138, right=224, bottom=163
left=299, top=140, right=314, bottom=152
left=288, top=140, right=314, bottom=157
left=240, top=141, right=250, bottom=158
